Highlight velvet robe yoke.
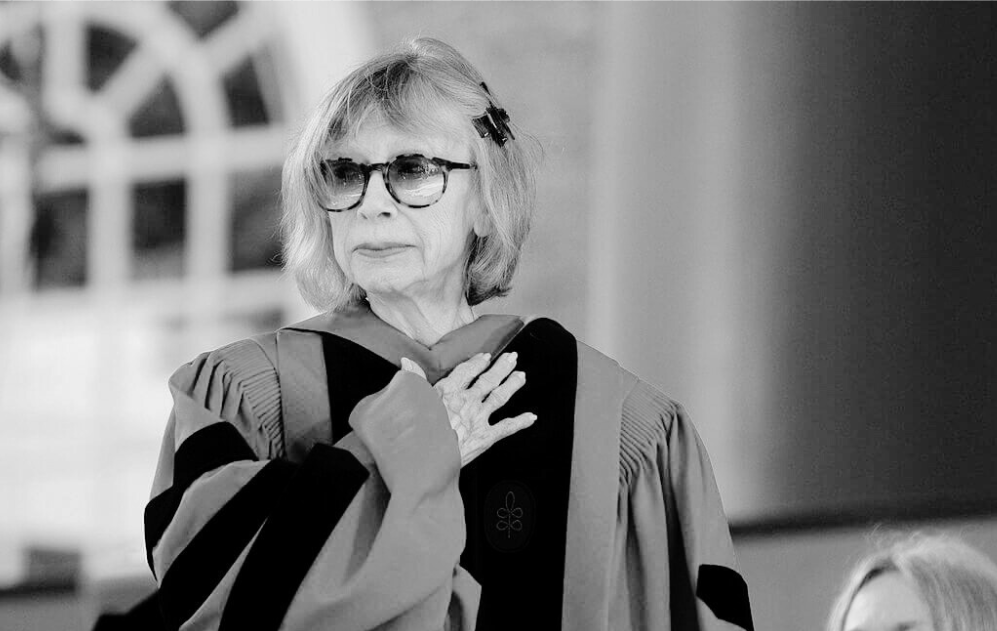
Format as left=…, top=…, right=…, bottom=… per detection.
left=146, top=308, right=754, bottom=631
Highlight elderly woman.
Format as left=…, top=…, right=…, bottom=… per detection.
left=827, top=533, right=997, bottom=631
left=145, top=39, right=751, bottom=631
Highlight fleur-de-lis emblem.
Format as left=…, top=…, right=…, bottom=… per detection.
left=495, top=491, right=523, bottom=538
left=484, top=481, right=533, bottom=552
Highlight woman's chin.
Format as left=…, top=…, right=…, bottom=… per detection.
left=355, top=276, right=418, bottom=303
left=350, top=261, right=417, bottom=296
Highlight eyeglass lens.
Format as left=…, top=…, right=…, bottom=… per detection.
left=321, top=155, right=446, bottom=211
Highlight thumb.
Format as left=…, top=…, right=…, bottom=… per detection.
left=400, top=357, right=428, bottom=380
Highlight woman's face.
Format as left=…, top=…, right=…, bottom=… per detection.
left=324, top=120, right=484, bottom=306
left=843, top=572, right=934, bottom=631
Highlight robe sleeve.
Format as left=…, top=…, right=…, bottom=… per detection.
left=145, top=337, right=480, bottom=631
left=610, top=380, right=754, bottom=631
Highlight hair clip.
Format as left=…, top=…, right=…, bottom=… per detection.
left=473, top=82, right=515, bottom=147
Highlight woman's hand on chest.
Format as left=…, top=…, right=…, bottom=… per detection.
left=402, top=352, right=537, bottom=468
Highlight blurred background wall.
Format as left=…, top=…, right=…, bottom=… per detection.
left=0, top=3, right=994, bottom=630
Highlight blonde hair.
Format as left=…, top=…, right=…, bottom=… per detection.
left=281, top=38, right=540, bottom=311
left=827, top=533, right=997, bottom=631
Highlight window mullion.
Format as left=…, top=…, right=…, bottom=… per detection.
left=185, top=137, right=230, bottom=346
left=88, top=140, right=130, bottom=289
left=41, top=4, right=85, bottom=104
left=0, top=129, right=34, bottom=296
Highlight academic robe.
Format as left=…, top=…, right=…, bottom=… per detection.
left=145, top=306, right=753, bottom=631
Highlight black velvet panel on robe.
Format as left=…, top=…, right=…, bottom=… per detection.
left=318, top=318, right=578, bottom=631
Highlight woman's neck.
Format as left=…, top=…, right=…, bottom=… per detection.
left=366, top=294, right=477, bottom=347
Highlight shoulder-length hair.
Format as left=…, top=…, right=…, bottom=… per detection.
left=281, top=38, right=540, bottom=312
left=827, top=533, right=997, bottom=631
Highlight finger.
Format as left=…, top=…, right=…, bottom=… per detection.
left=470, top=352, right=518, bottom=397
left=400, top=357, right=428, bottom=380
left=488, top=412, right=537, bottom=443
left=458, top=413, right=536, bottom=468
left=481, top=370, right=526, bottom=413
left=436, top=352, right=491, bottom=394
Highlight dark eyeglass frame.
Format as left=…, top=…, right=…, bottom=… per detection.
left=318, top=154, right=477, bottom=212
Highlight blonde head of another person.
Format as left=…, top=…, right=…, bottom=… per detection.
left=828, top=533, right=997, bottom=631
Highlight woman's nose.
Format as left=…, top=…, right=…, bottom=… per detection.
left=357, top=171, right=396, bottom=219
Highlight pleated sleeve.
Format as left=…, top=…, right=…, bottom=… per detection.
left=145, top=337, right=479, bottom=631
left=610, top=381, right=754, bottom=631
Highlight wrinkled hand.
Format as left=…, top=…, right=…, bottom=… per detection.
left=401, top=352, right=537, bottom=468
left=349, top=370, right=459, bottom=494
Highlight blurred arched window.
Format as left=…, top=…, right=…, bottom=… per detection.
left=0, top=0, right=308, bottom=582
left=1, top=1, right=286, bottom=293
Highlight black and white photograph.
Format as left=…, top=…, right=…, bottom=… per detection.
left=0, top=2, right=995, bottom=631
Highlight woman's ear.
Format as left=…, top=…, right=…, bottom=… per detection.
left=472, top=206, right=493, bottom=237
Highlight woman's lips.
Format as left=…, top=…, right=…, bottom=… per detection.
left=354, top=243, right=412, bottom=258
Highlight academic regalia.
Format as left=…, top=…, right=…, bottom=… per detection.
left=145, top=306, right=753, bottom=631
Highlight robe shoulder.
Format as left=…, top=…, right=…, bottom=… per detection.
left=573, top=343, right=754, bottom=631
left=573, top=340, right=688, bottom=489
left=166, top=334, right=283, bottom=460
left=620, top=377, right=684, bottom=487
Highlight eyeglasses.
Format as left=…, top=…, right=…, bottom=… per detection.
left=318, top=154, right=477, bottom=212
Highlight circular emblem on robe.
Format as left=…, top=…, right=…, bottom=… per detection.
left=484, top=480, right=535, bottom=553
